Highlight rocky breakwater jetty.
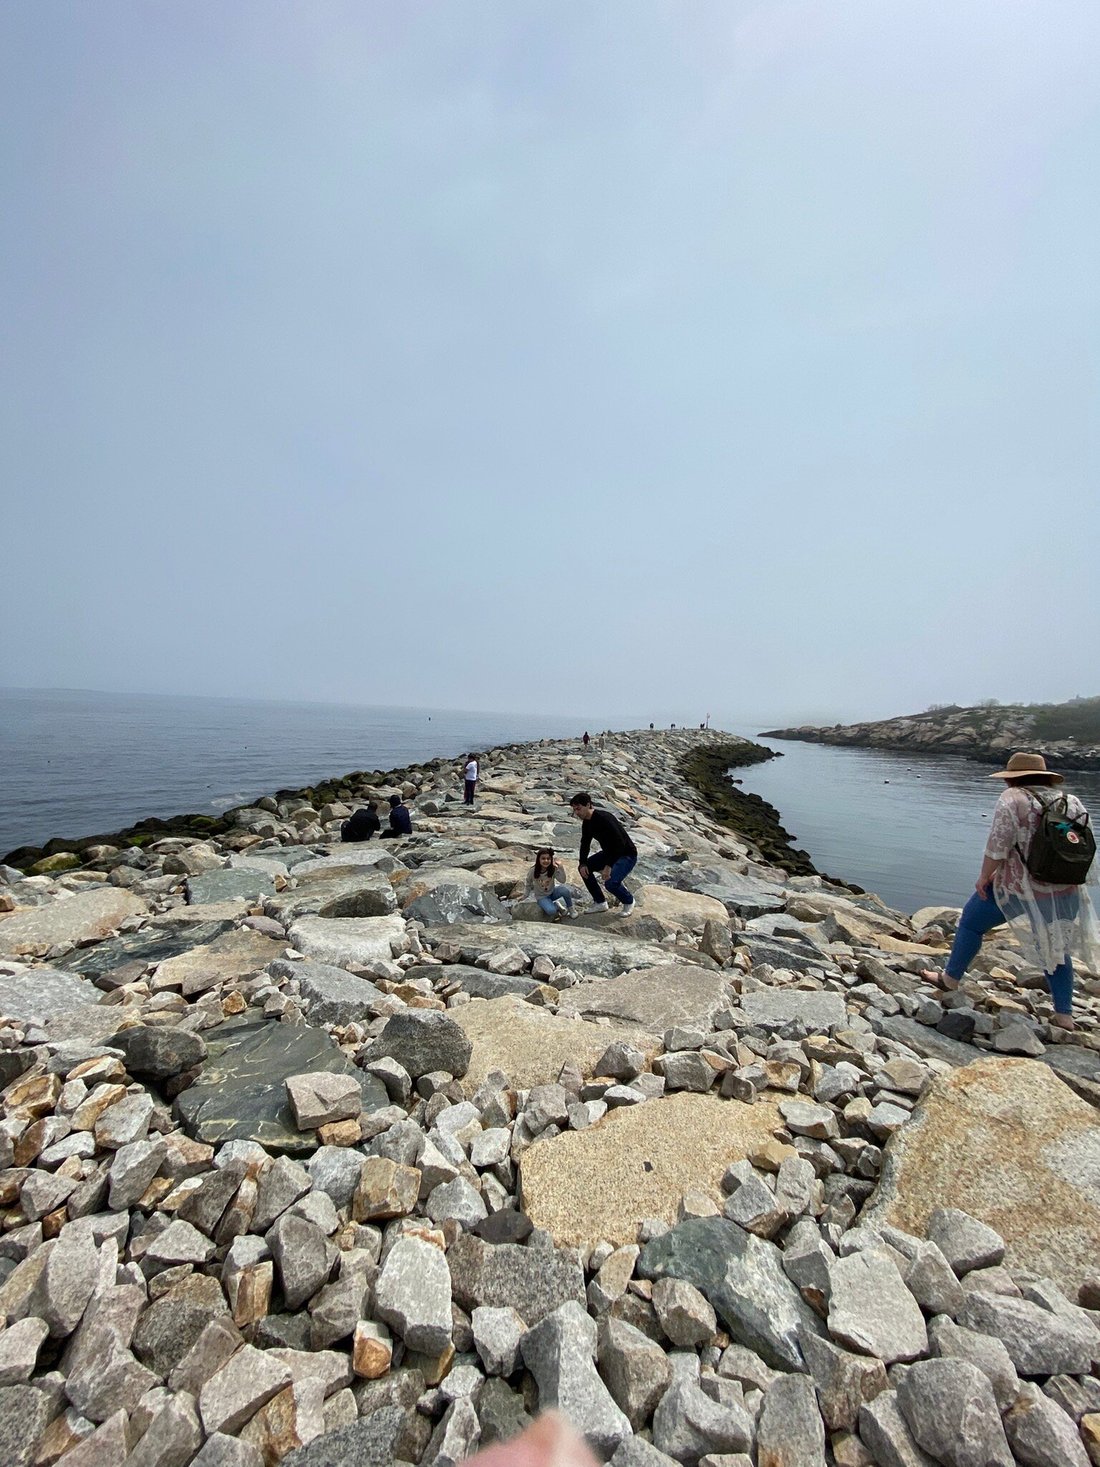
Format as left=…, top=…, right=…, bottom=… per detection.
left=1, top=729, right=1100, bottom=1466
left=765, top=697, right=1100, bottom=771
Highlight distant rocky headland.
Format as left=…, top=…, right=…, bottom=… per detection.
left=2, top=726, right=1100, bottom=1466
left=764, top=695, right=1100, bottom=771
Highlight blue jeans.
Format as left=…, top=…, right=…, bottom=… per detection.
left=537, top=885, right=574, bottom=916
left=945, top=889, right=1076, bottom=1013
left=580, top=851, right=637, bottom=907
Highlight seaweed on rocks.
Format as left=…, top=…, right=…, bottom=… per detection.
left=676, top=741, right=819, bottom=877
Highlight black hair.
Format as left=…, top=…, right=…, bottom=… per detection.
left=366, top=800, right=378, bottom=811
left=568, top=792, right=592, bottom=808
left=388, top=794, right=402, bottom=807
left=532, top=847, right=556, bottom=881
left=1005, top=773, right=1059, bottom=787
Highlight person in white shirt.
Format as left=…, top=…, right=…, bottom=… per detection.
left=463, top=754, right=479, bottom=806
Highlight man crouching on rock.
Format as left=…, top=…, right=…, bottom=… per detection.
left=569, top=791, right=637, bottom=915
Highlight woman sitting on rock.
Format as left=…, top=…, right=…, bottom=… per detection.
left=924, top=752, right=1099, bottom=1030
left=524, top=847, right=576, bottom=920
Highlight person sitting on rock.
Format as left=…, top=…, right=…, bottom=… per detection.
left=569, top=791, right=637, bottom=915
left=379, top=793, right=412, bottom=839
left=524, top=847, right=576, bottom=920
left=340, top=801, right=380, bottom=842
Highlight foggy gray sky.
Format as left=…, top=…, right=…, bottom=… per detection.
left=3, top=1, right=1098, bottom=729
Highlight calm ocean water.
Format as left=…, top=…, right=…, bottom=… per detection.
left=732, top=734, right=1100, bottom=915
left=0, top=689, right=585, bottom=857
left=4, top=691, right=1097, bottom=916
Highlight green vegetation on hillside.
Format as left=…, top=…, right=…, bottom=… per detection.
left=1031, top=697, right=1100, bottom=744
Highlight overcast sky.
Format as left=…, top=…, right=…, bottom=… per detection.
left=3, top=1, right=1098, bottom=728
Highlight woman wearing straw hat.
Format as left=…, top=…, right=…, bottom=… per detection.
left=925, top=752, right=1099, bottom=1030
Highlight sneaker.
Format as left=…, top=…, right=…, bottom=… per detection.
left=554, top=897, right=568, bottom=916
left=590, top=901, right=610, bottom=913
left=614, top=901, right=635, bottom=918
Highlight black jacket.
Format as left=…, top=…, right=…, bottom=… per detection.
left=389, top=803, right=412, bottom=836
left=579, top=807, right=637, bottom=866
left=341, top=808, right=380, bottom=842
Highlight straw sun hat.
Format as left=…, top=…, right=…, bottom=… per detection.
left=988, top=751, right=1063, bottom=783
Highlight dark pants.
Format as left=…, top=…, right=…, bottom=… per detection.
left=464, top=780, right=477, bottom=804
left=580, top=851, right=637, bottom=906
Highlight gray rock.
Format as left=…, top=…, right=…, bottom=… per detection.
left=186, top=869, right=276, bottom=905
left=281, top=1408, right=410, bottom=1467
left=267, top=1213, right=337, bottom=1311
left=285, top=1071, right=362, bottom=1130
left=639, top=1216, right=824, bottom=1373
left=860, top=1389, right=938, bottom=1467
left=0, top=1384, right=58, bottom=1467
left=28, top=1224, right=98, bottom=1337
left=373, top=1236, right=453, bottom=1355
left=107, top=1138, right=167, bottom=1211
left=176, top=1016, right=386, bottom=1152
left=566, top=966, right=729, bottom=1034
left=471, top=1305, right=526, bottom=1376
left=652, top=1356, right=754, bottom=1465
left=1003, top=1381, right=1091, bottom=1467
left=895, top=1358, right=1012, bottom=1467
left=610, top=1441, right=681, bottom=1467
left=198, top=1344, right=292, bottom=1435
left=0, top=1318, right=47, bottom=1387
left=144, top=1218, right=215, bottom=1268
left=190, top=1433, right=265, bottom=1467
left=827, top=1248, right=928, bottom=1364
left=799, top=1329, right=888, bottom=1433
left=739, top=990, right=846, bottom=1030
left=927, top=1208, right=1006, bottom=1276
left=902, top=1240, right=965, bottom=1317
left=958, top=1291, right=1100, bottom=1375
left=253, top=1155, right=312, bottom=1232
left=657, top=1052, right=714, bottom=1093
left=268, top=958, right=384, bottom=1027
left=361, top=1009, right=472, bottom=1080
left=121, top=1389, right=204, bottom=1467
left=423, top=1397, right=481, bottom=1467
left=597, top=1316, right=673, bottom=1429
left=406, top=882, right=512, bottom=926
left=652, top=1277, right=717, bottom=1348
left=477, top=1377, right=531, bottom=1447
left=448, top=1232, right=585, bottom=1325
left=426, top=1177, right=488, bottom=1231
left=305, top=1147, right=362, bottom=1211
left=520, top=1301, right=631, bottom=1460
left=927, top=1316, right=1020, bottom=1413
left=756, top=1373, right=826, bottom=1467
left=108, top=1025, right=208, bottom=1081
left=132, top=1274, right=228, bottom=1377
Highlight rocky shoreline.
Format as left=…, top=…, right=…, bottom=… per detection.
left=764, top=700, right=1100, bottom=770
left=1, top=727, right=1100, bottom=1467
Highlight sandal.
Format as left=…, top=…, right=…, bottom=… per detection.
left=922, top=970, right=960, bottom=992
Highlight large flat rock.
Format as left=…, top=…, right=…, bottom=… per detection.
left=563, top=965, right=730, bottom=1034
left=520, top=1092, right=782, bottom=1248
left=874, top=1014, right=981, bottom=1068
left=175, top=1016, right=387, bottom=1152
left=55, top=921, right=233, bottom=977
left=676, top=870, right=787, bottom=920
left=286, top=914, right=407, bottom=966
left=630, top=886, right=730, bottom=933
left=440, top=921, right=684, bottom=979
left=266, top=874, right=397, bottom=924
left=0, top=963, right=101, bottom=1024
left=739, top=989, right=848, bottom=1031
left=185, top=870, right=277, bottom=905
left=151, top=928, right=284, bottom=996
left=0, top=889, right=149, bottom=957
left=452, top=995, right=661, bottom=1094
left=860, top=1056, right=1100, bottom=1295
left=403, top=963, right=544, bottom=1000
left=268, top=959, right=384, bottom=1026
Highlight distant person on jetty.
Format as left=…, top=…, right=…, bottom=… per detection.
left=523, top=847, right=576, bottom=920
left=923, top=752, right=1099, bottom=1031
left=380, top=793, right=412, bottom=839
left=582, top=731, right=590, bottom=748
left=569, top=792, right=637, bottom=915
left=463, top=753, right=479, bottom=805
left=340, top=801, right=380, bottom=842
